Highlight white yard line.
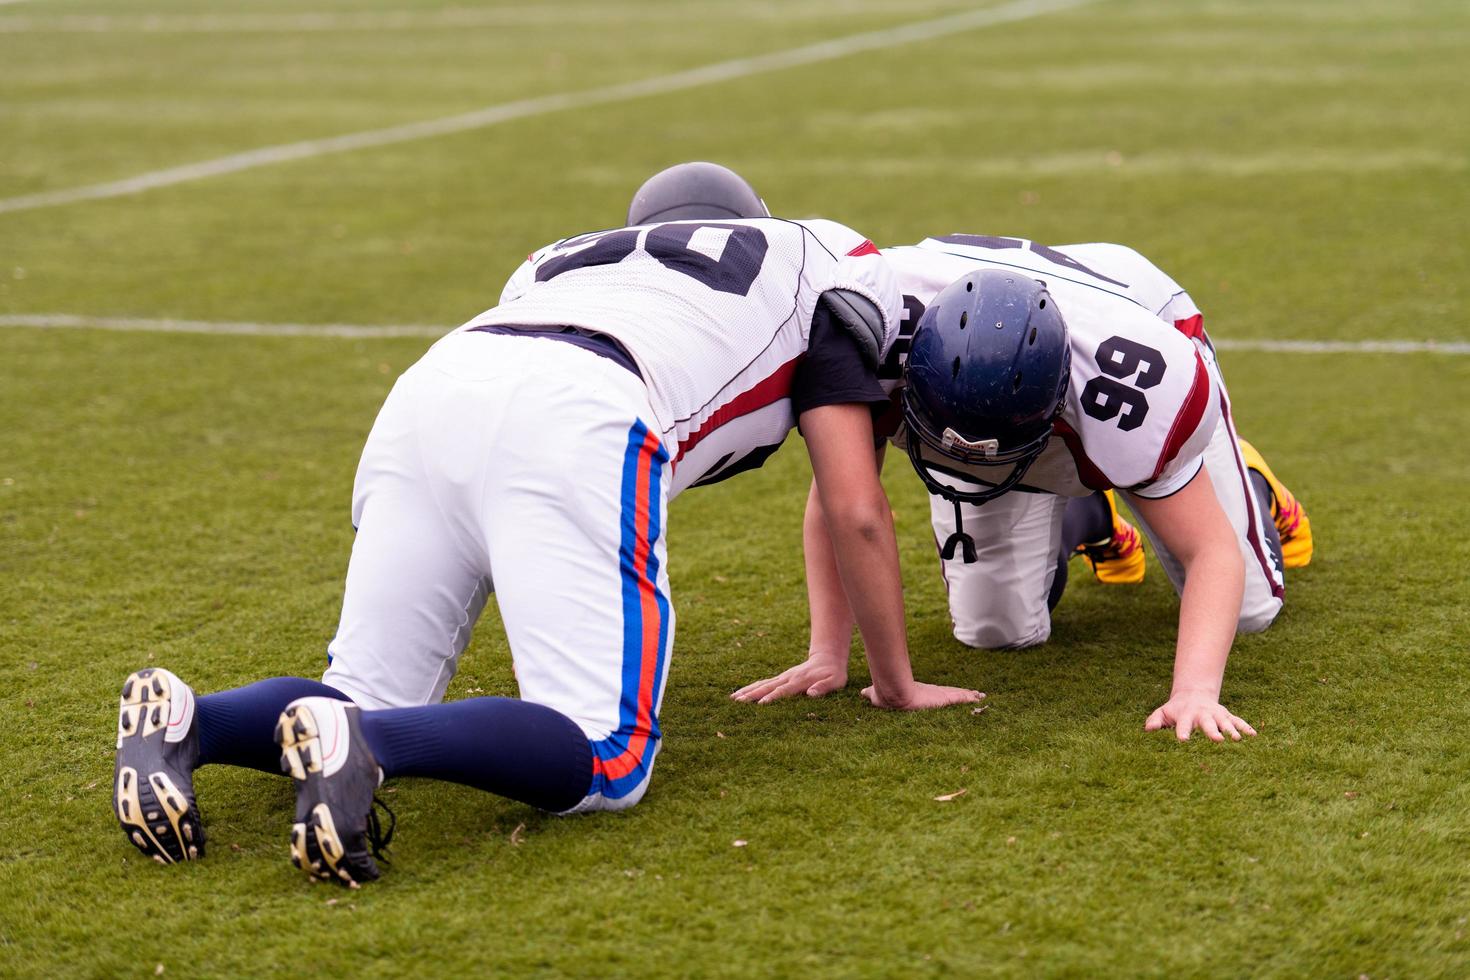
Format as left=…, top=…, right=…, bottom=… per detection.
left=2, top=313, right=1466, bottom=354
left=789, top=149, right=1466, bottom=178
left=0, top=0, right=1094, bottom=217
left=1211, top=338, right=1470, bottom=356
left=0, top=313, right=446, bottom=339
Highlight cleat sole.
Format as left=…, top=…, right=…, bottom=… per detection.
left=279, top=704, right=347, bottom=883
left=277, top=700, right=382, bottom=888
left=113, top=669, right=203, bottom=864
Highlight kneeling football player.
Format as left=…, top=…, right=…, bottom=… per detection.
left=113, top=195, right=983, bottom=885
left=742, top=237, right=1313, bottom=741
left=625, top=163, right=1312, bottom=741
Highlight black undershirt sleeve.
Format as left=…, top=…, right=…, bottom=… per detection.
left=791, top=306, right=889, bottom=423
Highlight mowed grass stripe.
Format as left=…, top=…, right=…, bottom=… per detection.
left=0, top=2, right=975, bottom=33
left=3, top=1, right=1468, bottom=974
left=1, top=321, right=1466, bottom=977
left=0, top=0, right=1105, bottom=215
left=787, top=149, right=1466, bottom=178
left=0, top=0, right=1096, bottom=216
left=2, top=313, right=1466, bottom=354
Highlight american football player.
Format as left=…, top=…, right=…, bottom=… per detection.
left=745, top=240, right=1314, bottom=742
left=620, top=165, right=1312, bottom=740
left=113, top=195, right=982, bottom=886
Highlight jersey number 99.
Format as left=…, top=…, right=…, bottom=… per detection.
left=1080, top=336, right=1164, bottom=432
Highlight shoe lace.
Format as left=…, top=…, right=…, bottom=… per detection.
left=365, top=795, right=396, bottom=863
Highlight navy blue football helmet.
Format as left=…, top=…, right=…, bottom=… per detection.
left=627, top=162, right=769, bottom=225
left=902, top=269, right=1070, bottom=560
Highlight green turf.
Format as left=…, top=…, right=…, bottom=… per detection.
left=2, top=0, right=1469, bottom=975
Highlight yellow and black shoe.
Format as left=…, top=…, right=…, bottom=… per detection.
left=1075, top=490, right=1147, bottom=585
left=114, top=667, right=205, bottom=864
left=277, top=697, right=392, bottom=888
left=1239, top=439, right=1313, bottom=568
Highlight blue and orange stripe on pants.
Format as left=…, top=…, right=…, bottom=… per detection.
left=588, top=420, right=672, bottom=801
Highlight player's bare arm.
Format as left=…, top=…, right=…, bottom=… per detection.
left=731, top=480, right=852, bottom=703
left=738, top=403, right=981, bottom=711
left=795, top=440, right=889, bottom=674
left=1128, top=469, right=1256, bottom=742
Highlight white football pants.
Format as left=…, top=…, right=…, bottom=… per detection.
left=929, top=355, right=1284, bottom=649
left=321, top=331, right=673, bottom=810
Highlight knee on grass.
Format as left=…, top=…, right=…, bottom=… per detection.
left=1237, top=599, right=1283, bottom=636
left=952, top=616, right=1051, bottom=651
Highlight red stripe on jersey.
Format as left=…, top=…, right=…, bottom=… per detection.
left=1152, top=350, right=1213, bottom=480
left=674, top=356, right=801, bottom=465
left=1174, top=313, right=1205, bottom=340
left=1052, top=419, right=1113, bottom=491
left=846, top=240, right=880, bottom=257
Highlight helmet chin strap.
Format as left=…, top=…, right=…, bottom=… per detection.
left=906, top=433, right=1054, bottom=565
left=940, top=498, right=977, bottom=563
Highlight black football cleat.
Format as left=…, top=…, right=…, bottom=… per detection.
left=276, top=697, right=392, bottom=888
left=114, top=667, right=205, bottom=864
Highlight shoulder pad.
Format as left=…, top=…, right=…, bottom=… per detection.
left=819, top=288, right=884, bottom=367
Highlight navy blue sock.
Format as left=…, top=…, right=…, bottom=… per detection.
left=1049, top=492, right=1115, bottom=610
left=1048, top=554, right=1069, bottom=612
left=196, top=677, right=351, bottom=773
left=1249, top=471, right=1286, bottom=573
left=358, top=697, right=593, bottom=813
left=1062, top=491, right=1114, bottom=554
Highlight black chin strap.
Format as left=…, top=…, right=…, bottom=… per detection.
left=940, top=497, right=978, bottom=563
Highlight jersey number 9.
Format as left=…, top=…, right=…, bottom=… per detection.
left=1079, top=336, right=1164, bottom=432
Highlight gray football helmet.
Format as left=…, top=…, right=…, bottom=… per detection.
left=626, top=162, right=769, bottom=225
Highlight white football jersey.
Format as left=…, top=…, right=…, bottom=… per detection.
left=880, top=236, right=1220, bottom=498
left=1056, top=242, right=1205, bottom=339
left=469, top=218, right=899, bottom=497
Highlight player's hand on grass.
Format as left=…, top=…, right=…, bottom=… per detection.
left=1145, top=692, right=1257, bottom=742
left=860, top=681, right=985, bottom=711
left=731, top=654, right=849, bottom=704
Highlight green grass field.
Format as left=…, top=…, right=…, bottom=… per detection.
left=3, top=0, right=1469, bottom=975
